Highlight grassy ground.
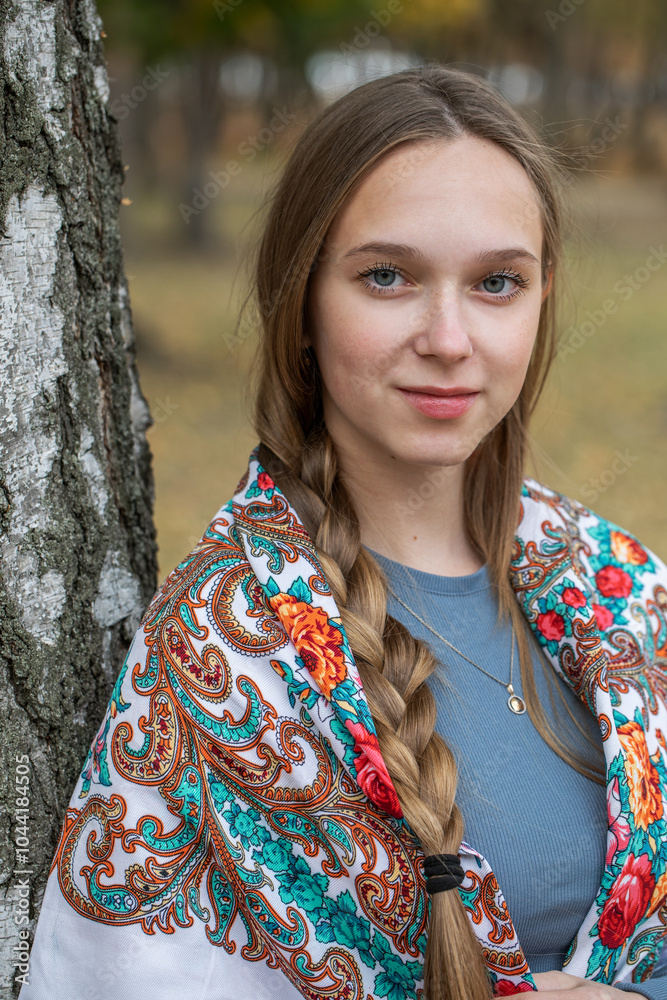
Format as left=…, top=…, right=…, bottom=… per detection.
left=124, top=166, right=667, bottom=581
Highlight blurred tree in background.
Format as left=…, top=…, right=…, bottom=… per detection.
left=98, top=0, right=667, bottom=237
left=92, top=0, right=667, bottom=577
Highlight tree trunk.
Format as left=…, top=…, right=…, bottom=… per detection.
left=0, top=1, right=157, bottom=995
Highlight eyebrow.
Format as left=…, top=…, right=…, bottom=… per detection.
left=340, top=242, right=540, bottom=267
left=475, top=247, right=541, bottom=268
left=341, top=242, right=426, bottom=262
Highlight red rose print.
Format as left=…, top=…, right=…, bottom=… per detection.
left=494, top=980, right=534, bottom=996
left=592, top=603, right=614, bottom=631
left=257, top=471, right=274, bottom=491
left=597, top=853, right=654, bottom=949
left=537, top=610, right=565, bottom=642
left=346, top=720, right=402, bottom=819
left=596, top=565, right=633, bottom=599
left=562, top=587, right=586, bottom=609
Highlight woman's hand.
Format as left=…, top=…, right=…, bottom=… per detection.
left=523, top=971, right=631, bottom=997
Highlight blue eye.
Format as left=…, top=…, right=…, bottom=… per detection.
left=477, top=268, right=529, bottom=301
left=483, top=275, right=510, bottom=294
left=357, top=261, right=406, bottom=294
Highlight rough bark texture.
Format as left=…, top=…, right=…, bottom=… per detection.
left=0, top=0, right=157, bottom=994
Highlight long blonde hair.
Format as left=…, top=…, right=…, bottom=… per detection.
left=250, top=65, right=599, bottom=1000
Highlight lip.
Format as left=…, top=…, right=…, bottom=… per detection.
left=399, top=385, right=478, bottom=396
left=397, top=386, right=479, bottom=419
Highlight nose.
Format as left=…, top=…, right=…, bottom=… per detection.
left=411, top=291, right=474, bottom=362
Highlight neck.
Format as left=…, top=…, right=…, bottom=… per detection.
left=334, top=444, right=484, bottom=578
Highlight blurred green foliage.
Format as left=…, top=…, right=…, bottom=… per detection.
left=98, top=0, right=481, bottom=61
left=98, top=0, right=667, bottom=76
left=102, top=0, right=667, bottom=575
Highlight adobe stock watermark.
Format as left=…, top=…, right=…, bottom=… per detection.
left=213, top=0, right=243, bottom=20
left=13, top=754, right=32, bottom=988
left=179, top=106, right=297, bottom=224
left=152, top=396, right=180, bottom=424
left=110, top=65, right=171, bottom=121
left=225, top=307, right=259, bottom=353
left=348, top=345, right=404, bottom=394
left=509, top=117, right=626, bottom=233
left=339, top=0, right=404, bottom=56
left=393, top=465, right=454, bottom=518
left=390, top=424, right=485, bottom=520
left=545, top=0, right=586, bottom=31
left=224, top=243, right=339, bottom=353
left=558, top=245, right=667, bottom=361
left=562, top=117, right=627, bottom=183
left=579, top=449, right=638, bottom=505
left=382, top=141, right=436, bottom=195
left=82, top=936, right=150, bottom=999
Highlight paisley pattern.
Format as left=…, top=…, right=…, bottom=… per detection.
left=46, top=452, right=667, bottom=996
left=513, top=481, right=667, bottom=985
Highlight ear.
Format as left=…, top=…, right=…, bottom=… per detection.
left=541, top=264, right=554, bottom=302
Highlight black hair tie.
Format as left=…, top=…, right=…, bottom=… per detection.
left=423, top=854, right=465, bottom=894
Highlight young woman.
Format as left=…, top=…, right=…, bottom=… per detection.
left=22, top=66, right=667, bottom=1000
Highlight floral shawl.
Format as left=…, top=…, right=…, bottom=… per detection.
left=22, top=449, right=667, bottom=1000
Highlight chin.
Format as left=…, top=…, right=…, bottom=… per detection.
left=388, top=438, right=481, bottom=469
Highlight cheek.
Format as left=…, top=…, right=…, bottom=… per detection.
left=503, top=326, right=538, bottom=371
left=310, top=283, right=401, bottom=397
left=320, top=334, right=389, bottom=407
left=483, top=310, right=540, bottom=394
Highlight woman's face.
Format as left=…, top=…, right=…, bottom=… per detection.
left=307, top=136, right=552, bottom=474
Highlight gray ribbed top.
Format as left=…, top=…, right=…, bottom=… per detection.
left=371, top=551, right=608, bottom=973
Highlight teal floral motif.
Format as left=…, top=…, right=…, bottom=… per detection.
left=276, top=854, right=328, bottom=913
left=254, top=836, right=328, bottom=919
left=248, top=814, right=421, bottom=992
left=319, top=892, right=375, bottom=969
left=80, top=654, right=131, bottom=796
left=46, top=458, right=667, bottom=998
left=208, top=774, right=235, bottom=811
left=245, top=469, right=276, bottom=500
left=223, top=801, right=265, bottom=849
left=287, top=575, right=312, bottom=603
left=371, top=931, right=423, bottom=1000
left=270, top=657, right=321, bottom=710
left=255, top=836, right=292, bottom=875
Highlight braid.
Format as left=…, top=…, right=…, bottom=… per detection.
left=260, top=439, right=493, bottom=1000
left=249, top=62, right=600, bottom=997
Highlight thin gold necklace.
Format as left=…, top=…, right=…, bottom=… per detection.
left=387, top=588, right=527, bottom=715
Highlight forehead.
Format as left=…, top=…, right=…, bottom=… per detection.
left=327, top=136, right=543, bottom=258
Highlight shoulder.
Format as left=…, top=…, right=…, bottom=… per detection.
left=519, top=475, right=600, bottom=532
left=140, top=448, right=315, bottom=635
left=143, top=497, right=244, bottom=624
left=516, top=476, right=664, bottom=625
left=518, top=476, right=657, bottom=552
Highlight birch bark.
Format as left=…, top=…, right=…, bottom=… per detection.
left=0, top=1, right=157, bottom=994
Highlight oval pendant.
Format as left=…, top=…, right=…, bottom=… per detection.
left=508, top=694, right=526, bottom=714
